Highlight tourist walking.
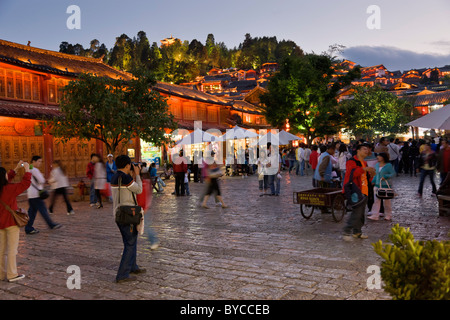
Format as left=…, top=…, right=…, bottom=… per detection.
left=342, top=144, right=376, bottom=241
left=106, top=154, right=117, bottom=201
left=173, top=150, right=188, bottom=196
left=338, top=143, right=349, bottom=182
left=86, top=153, right=98, bottom=206
left=387, top=138, right=400, bottom=175
left=408, top=140, right=420, bottom=177
left=417, top=144, right=437, bottom=197
left=25, top=156, right=62, bottom=235
left=201, top=160, right=227, bottom=209
left=110, top=155, right=145, bottom=283
left=303, top=145, right=312, bottom=175
left=94, top=155, right=107, bottom=209
left=437, top=138, right=450, bottom=185
left=296, top=143, right=305, bottom=176
left=48, top=160, right=75, bottom=215
left=368, top=152, right=395, bottom=221
left=258, top=150, right=268, bottom=196
left=0, top=161, right=31, bottom=282
left=287, top=148, right=296, bottom=174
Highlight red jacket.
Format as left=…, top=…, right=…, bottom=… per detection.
left=173, top=157, right=188, bottom=173
left=0, top=171, right=32, bottom=229
left=342, top=156, right=367, bottom=194
left=310, top=151, right=319, bottom=170
left=86, top=161, right=95, bottom=179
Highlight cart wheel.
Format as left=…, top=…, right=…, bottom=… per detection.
left=300, top=204, right=315, bottom=219
left=332, top=194, right=346, bottom=222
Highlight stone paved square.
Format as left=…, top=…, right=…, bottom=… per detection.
left=0, top=169, right=449, bottom=301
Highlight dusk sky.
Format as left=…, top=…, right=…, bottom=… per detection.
left=1, top=0, right=450, bottom=71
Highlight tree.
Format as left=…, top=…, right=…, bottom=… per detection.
left=339, top=85, right=412, bottom=140
left=261, top=53, right=359, bottom=145
left=47, top=72, right=177, bottom=154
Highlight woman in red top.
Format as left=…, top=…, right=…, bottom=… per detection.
left=310, top=145, right=319, bottom=170
left=0, top=161, right=32, bottom=282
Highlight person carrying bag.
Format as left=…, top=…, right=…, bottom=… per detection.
left=111, top=155, right=145, bottom=283
left=0, top=161, right=32, bottom=282
left=368, top=152, right=395, bottom=221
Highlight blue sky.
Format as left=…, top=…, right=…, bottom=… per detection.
left=1, top=0, right=450, bottom=71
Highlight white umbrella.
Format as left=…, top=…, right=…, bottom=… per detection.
left=406, top=104, right=450, bottom=130
left=176, top=128, right=222, bottom=146
left=253, top=130, right=300, bottom=146
left=221, top=125, right=258, bottom=140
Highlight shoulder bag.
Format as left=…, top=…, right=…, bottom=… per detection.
left=344, top=168, right=365, bottom=207
left=31, top=176, right=49, bottom=200
left=115, top=176, right=142, bottom=226
left=376, top=178, right=395, bottom=199
left=0, top=200, right=29, bottom=227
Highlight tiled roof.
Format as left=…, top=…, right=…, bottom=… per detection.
left=0, top=100, right=61, bottom=119
left=230, top=100, right=264, bottom=115
left=0, top=39, right=133, bottom=80
left=153, top=82, right=233, bottom=106
left=176, top=120, right=230, bottom=131
left=402, top=90, right=450, bottom=107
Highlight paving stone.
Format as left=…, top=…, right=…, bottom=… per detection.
left=0, top=170, right=448, bottom=300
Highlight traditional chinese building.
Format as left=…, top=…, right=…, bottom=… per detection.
left=0, top=39, right=272, bottom=177
left=0, top=39, right=136, bottom=178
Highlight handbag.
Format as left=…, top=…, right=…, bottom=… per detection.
left=31, top=176, right=49, bottom=200
left=115, top=176, right=142, bottom=226
left=0, top=200, right=29, bottom=227
left=376, top=178, right=395, bottom=199
left=344, top=168, right=365, bottom=207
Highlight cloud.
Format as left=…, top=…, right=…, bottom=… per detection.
left=341, top=46, right=450, bottom=72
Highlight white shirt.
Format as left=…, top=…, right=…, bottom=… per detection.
left=27, top=167, right=46, bottom=199
left=303, top=148, right=311, bottom=161
left=49, top=167, right=70, bottom=189
left=388, top=143, right=400, bottom=161
left=297, top=147, right=304, bottom=161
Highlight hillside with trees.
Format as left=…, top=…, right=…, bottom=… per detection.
left=59, top=32, right=304, bottom=84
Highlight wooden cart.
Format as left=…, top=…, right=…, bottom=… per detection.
left=293, top=188, right=347, bottom=222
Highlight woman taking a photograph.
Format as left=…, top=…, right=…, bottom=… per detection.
left=368, top=152, right=395, bottom=221
left=0, top=160, right=31, bottom=282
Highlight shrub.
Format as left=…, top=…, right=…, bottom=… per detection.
left=372, top=224, right=450, bottom=300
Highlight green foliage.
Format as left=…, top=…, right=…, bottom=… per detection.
left=59, top=32, right=305, bottom=84
left=373, top=224, right=450, bottom=300
left=47, top=72, right=176, bottom=154
left=340, top=85, right=412, bottom=140
left=260, top=53, right=359, bottom=144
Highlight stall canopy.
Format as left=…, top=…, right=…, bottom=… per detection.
left=406, top=104, right=450, bottom=130
left=220, top=125, right=258, bottom=140
left=251, top=130, right=300, bottom=146
left=175, top=128, right=222, bottom=146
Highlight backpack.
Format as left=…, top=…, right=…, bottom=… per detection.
left=343, top=161, right=365, bottom=208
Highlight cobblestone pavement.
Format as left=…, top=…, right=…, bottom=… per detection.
left=0, top=167, right=449, bottom=301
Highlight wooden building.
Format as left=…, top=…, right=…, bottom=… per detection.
left=0, top=39, right=272, bottom=177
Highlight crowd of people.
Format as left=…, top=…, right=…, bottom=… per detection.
left=1, top=135, right=449, bottom=283
left=281, top=136, right=450, bottom=240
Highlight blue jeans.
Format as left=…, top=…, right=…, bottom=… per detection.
left=26, top=198, right=58, bottom=233
left=418, top=169, right=437, bottom=195
left=275, top=176, right=281, bottom=195
left=89, top=180, right=97, bottom=204
left=268, top=174, right=276, bottom=195
left=295, top=160, right=305, bottom=175
left=116, top=223, right=139, bottom=281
